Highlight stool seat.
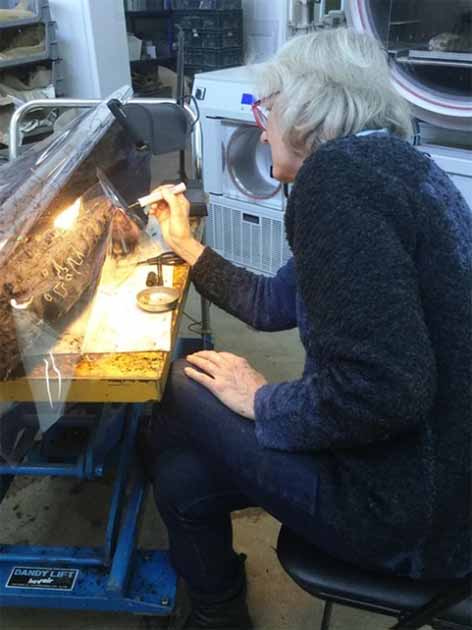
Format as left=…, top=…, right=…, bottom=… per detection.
left=277, top=526, right=471, bottom=628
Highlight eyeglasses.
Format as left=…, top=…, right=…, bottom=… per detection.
left=251, top=99, right=269, bottom=131
left=251, top=92, right=279, bottom=131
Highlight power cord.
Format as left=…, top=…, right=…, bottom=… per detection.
left=177, top=93, right=201, bottom=133
left=183, top=310, right=203, bottom=335
left=138, top=251, right=185, bottom=286
left=138, top=251, right=185, bottom=267
left=183, top=305, right=212, bottom=336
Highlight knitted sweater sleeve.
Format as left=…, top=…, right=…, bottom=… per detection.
left=254, top=147, right=437, bottom=451
left=191, top=247, right=297, bottom=331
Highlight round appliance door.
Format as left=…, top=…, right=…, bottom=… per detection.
left=225, top=124, right=281, bottom=200
left=347, top=0, right=472, bottom=130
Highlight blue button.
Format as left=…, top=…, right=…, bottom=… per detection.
left=241, top=93, right=255, bottom=105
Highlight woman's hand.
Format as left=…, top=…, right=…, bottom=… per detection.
left=150, top=187, right=191, bottom=247
left=149, top=187, right=204, bottom=265
left=184, top=351, right=268, bottom=420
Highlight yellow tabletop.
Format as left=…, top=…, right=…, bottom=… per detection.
left=0, top=263, right=192, bottom=404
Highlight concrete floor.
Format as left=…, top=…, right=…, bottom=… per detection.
left=0, top=290, right=398, bottom=630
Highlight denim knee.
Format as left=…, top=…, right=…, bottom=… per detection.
left=152, top=448, right=223, bottom=521
left=163, top=359, right=199, bottom=406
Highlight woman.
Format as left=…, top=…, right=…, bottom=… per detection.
left=141, top=28, right=472, bottom=629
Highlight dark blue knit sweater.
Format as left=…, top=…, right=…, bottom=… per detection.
left=191, top=134, right=472, bottom=579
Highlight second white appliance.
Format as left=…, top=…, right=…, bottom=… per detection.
left=194, top=66, right=290, bottom=276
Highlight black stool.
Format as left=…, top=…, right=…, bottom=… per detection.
left=277, top=525, right=471, bottom=630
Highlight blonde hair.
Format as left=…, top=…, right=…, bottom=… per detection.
left=254, top=28, right=413, bottom=156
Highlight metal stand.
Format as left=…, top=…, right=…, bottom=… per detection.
left=320, top=600, right=333, bottom=630
left=199, top=223, right=214, bottom=350
left=9, top=97, right=202, bottom=168
left=0, top=403, right=176, bottom=615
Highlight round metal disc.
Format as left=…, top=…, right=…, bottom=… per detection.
left=136, top=287, right=180, bottom=313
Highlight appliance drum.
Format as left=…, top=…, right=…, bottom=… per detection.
left=226, top=125, right=281, bottom=200
left=347, top=0, right=472, bottom=130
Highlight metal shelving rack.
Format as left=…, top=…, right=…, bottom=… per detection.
left=125, top=4, right=176, bottom=66
left=0, top=0, right=63, bottom=149
left=171, top=0, right=243, bottom=77
left=124, top=0, right=245, bottom=90
left=0, top=0, right=61, bottom=84
left=125, top=8, right=171, bottom=19
left=125, top=1, right=177, bottom=96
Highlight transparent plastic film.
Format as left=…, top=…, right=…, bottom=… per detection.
left=0, top=85, right=160, bottom=465
left=0, top=401, right=39, bottom=466
left=2, top=182, right=115, bottom=453
left=80, top=205, right=178, bottom=357
left=0, top=184, right=162, bottom=464
left=0, top=85, right=132, bottom=269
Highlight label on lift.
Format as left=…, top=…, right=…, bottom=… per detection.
left=6, top=567, right=79, bottom=591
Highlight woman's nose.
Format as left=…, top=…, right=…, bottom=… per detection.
left=260, top=130, right=269, bottom=144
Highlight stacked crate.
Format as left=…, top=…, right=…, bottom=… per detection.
left=0, top=0, right=62, bottom=149
left=0, top=0, right=61, bottom=87
left=172, top=0, right=243, bottom=76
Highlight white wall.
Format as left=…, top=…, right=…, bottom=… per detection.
left=49, top=0, right=131, bottom=99
left=241, top=0, right=289, bottom=63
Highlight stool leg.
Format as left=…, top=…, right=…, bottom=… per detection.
left=320, top=600, right=333, bottom=630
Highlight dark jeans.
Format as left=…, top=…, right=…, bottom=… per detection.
left=140, top=359, right=328, bottom=599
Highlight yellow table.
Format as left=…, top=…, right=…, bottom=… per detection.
left=0, top=263, right=192, bottom=405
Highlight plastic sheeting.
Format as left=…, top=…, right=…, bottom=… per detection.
left=0, top=85, right=155, bottom=464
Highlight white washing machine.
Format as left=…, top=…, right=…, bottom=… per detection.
left=193, top=66, right=291, bottom=276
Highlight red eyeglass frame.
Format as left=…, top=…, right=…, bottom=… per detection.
left=251, top=92, right=280, bottom=131
left=251, top=99, right=268, bottom=130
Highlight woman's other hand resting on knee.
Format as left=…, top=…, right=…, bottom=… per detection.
left=185, top=351, right=267, bottom=420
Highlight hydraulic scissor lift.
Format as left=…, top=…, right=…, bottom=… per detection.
left=0, top=401, right=177, bottom=616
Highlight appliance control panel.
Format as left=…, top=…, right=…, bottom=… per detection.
left=241, top=93, right=255, bottom=105
left=192, top=71, right=259, bottom=122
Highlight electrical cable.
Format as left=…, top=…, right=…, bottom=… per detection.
left=183, top=310, right=203, bottom=335
left=188, top=321, right=204, bottom=335
left=138, top=251, right=185, bottom=287
left=183, top=310, right=201, bottom=325
left=187, top=94, right=201, bottom=132
left=177, top=93, right=200, bottom=133
left=137, top=251, right=185, bottom=267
